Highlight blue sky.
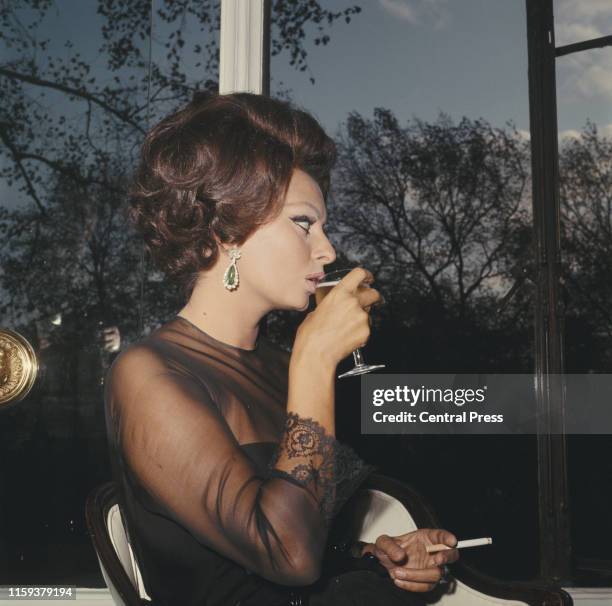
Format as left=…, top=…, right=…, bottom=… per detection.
left=2, top=0, right=612, bottom=213
left=271, top=0, right=612, bottom=140
left=272, top=0, right=531, bottom=136
left=7, top=0, right=612, bottom=138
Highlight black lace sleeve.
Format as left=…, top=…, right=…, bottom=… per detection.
left=266, top=412, right=377, bottom=524
left=107, top=344, right=378, bottom=586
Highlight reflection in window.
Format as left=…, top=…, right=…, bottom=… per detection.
left=0, top=0, right=224, bottom=585
left=0, top=0, right=386, bottom=586
left=555, top=0, right=612, bottom=580
left=271, top=0, right=541, bottom=580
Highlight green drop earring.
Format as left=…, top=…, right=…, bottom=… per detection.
left=222, top=247, right=241, bottom=291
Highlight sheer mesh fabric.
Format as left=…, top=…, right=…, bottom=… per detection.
left=104, top=315, right=375, bottom=601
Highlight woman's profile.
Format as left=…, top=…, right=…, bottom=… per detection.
left=104, top=92, right=458, bottom=606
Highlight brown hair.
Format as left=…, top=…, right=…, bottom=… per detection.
left=128, top=91, right=337, bottom=299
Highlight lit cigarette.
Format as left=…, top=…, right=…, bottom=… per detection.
left=426, top=537, right=493, bottom=553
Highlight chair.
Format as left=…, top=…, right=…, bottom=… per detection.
left=352, top=473, right=573, bottom=606
left=86, top=476, right=573, bottom=606
left=85, top=482, right=152, bottom=606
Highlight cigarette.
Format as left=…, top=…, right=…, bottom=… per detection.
left=426, top=537, right=493, bottom=553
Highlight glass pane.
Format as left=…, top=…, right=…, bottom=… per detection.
left=0, top=0, right=220, bottom=585
left=272, top=0, right=537, bottom=580
left=555, top=0, right=612, bottom=582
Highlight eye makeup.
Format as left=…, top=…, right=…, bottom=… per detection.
left=291, top=215, right=316, bottom=235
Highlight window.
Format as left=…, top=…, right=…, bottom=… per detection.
left=0, top=0, right=220, bottom=587
left=554, top=0, right=612, bottom=581
left=270, top=0, right=538, bottom=580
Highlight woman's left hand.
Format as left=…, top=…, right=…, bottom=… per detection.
left=362, top=529, right=459, bottom=592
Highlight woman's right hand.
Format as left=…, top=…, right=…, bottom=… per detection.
left=294, top=267, right=383, bottom=367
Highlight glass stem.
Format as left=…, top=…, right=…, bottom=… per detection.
left=352, top=347, right=365, bottom=367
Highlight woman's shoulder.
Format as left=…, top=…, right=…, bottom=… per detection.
left=106, top=337, right=220, bottom=412
left=106, top=339, right=174, bottom=396
left=111, top=319, right=193, bottom=372
left=111, top=339, right=166, bottom=372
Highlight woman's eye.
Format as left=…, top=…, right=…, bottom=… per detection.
left=292, top=216, right=314, bottom=234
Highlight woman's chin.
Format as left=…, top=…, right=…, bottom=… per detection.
left=298, top=292, right=313, bottom=311
left=273, top=293, right=311, bottom=312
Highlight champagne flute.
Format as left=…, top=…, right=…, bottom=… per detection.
left=315, top=268, right=386, bottom=379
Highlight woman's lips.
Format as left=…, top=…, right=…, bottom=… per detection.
left=306, top=272, right=325, bottom=282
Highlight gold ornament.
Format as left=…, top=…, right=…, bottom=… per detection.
left=0, top=328, right=38, bottom=408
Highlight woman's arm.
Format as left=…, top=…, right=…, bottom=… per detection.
left=108, top=344, right=372, bottom=587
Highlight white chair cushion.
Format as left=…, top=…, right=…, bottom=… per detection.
left=106, top=504, right=152, bottom=602
left=351, top=488, right=419, bottom=543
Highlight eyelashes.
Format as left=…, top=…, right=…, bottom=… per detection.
left=291, top=215, right=315, bottom=235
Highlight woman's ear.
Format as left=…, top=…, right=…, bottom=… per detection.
left=212, top=234, right=228, bottom=256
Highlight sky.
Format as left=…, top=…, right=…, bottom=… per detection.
left=5, top=0, right=612, bottom=136
left=1, top=0, right=612, bottom=214
left=271, top=0, right=612, bottom=140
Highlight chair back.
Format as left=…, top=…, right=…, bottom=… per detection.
left=351, top=474, right=534, bottom=606
left=349, top=487, right=419, bottom=543
left=85, top=482, right=152, bottom=605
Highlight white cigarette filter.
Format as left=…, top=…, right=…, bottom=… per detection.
left=425, top=537, right=493, bottom=553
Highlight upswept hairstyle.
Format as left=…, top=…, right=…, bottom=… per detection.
left=128, top=92, right=337, bottom=299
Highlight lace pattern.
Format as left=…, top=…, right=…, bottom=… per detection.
left=267, top=412, right=377, bottom=524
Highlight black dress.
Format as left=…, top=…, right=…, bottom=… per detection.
left=104, top=316, right=425, bottom=606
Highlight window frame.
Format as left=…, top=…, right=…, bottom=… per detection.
left=219, top=0, right=270, bottom=95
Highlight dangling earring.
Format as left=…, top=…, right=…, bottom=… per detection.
left=222, top=247, right=241, bottom=291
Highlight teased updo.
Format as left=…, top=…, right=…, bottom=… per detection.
left=128, top=91, right=337, bottom=299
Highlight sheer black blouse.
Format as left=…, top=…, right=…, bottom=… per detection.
left=103, top=315, right=391, bottom=606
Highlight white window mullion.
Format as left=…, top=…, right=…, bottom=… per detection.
left=219, top=0, right=270, bottom=95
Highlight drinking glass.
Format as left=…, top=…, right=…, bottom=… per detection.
left=315, top=268, right=386, bottom=379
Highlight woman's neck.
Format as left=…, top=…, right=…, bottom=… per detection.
left=177, top=271, right=263, bottom=351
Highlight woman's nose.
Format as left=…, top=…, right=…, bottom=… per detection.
left=315, top=233, right=336, bottom=265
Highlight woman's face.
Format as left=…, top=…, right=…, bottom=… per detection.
left=237, top=168, right=337, bottom=312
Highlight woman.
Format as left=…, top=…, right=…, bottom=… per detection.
left=104, top=92, right=458, bottom=606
